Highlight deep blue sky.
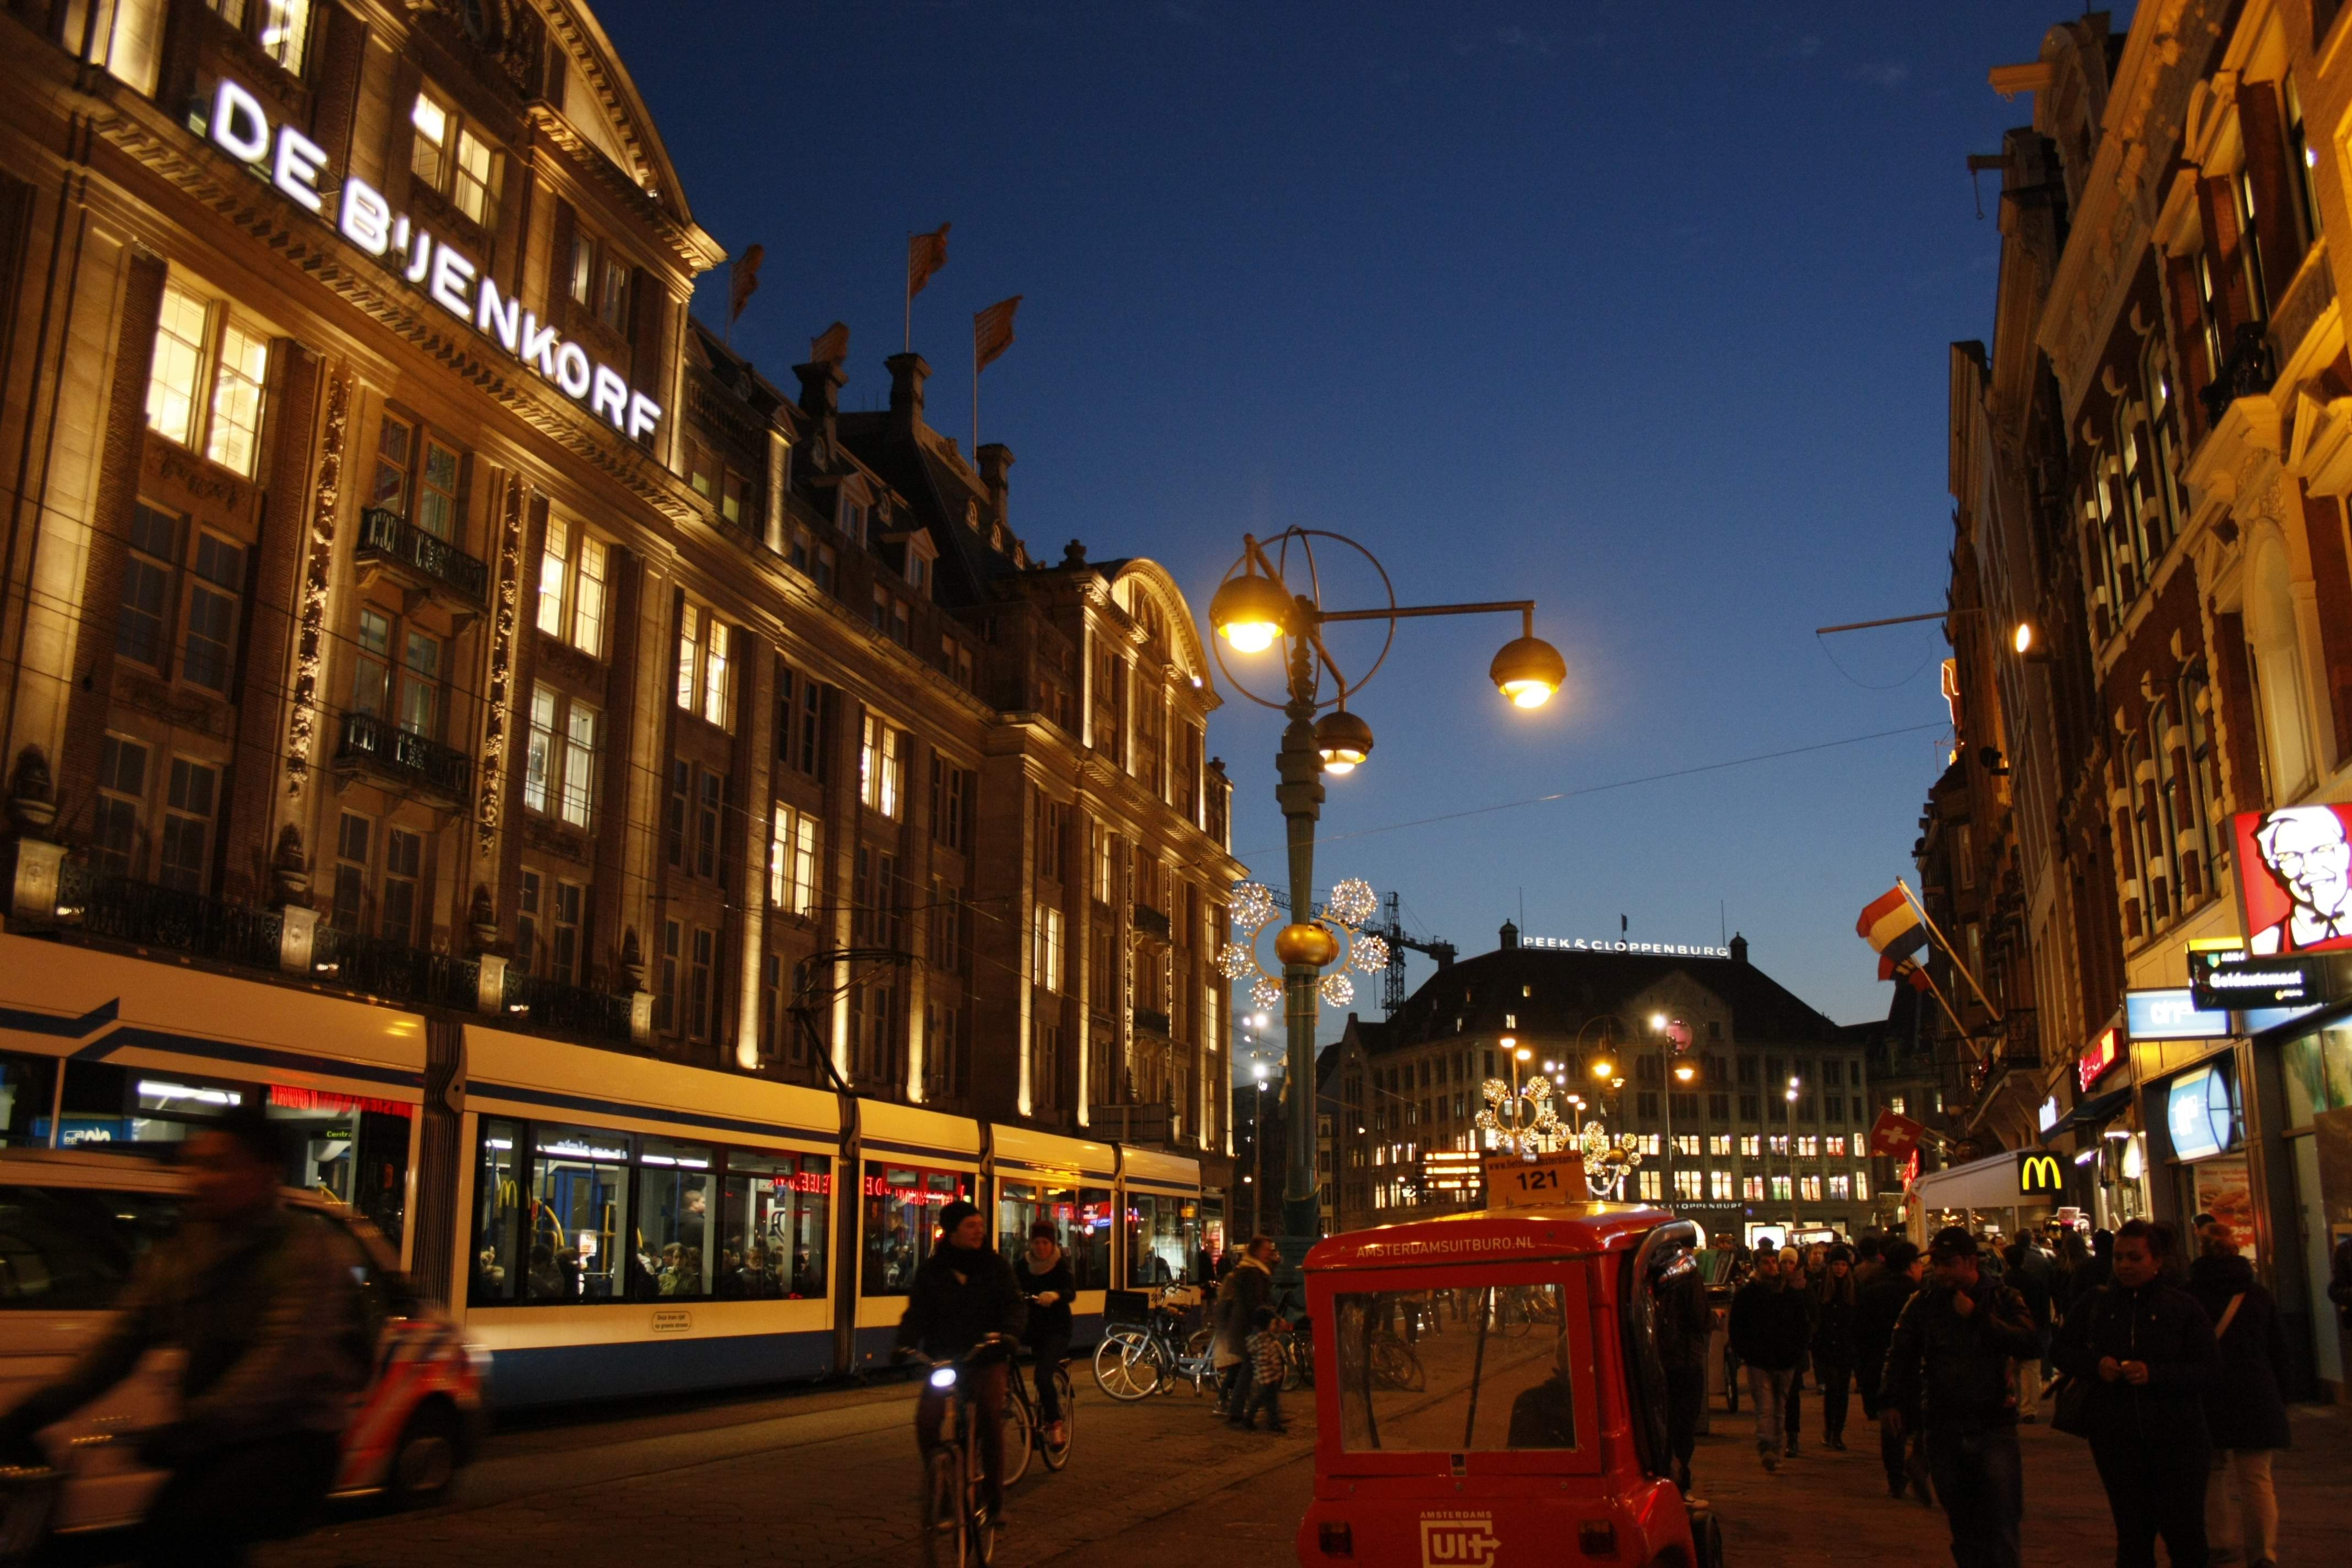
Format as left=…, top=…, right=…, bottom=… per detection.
left=599, top=1, right=2105, bottom=1059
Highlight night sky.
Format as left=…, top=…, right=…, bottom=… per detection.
left=597, top=1, right=2103, bottom=1061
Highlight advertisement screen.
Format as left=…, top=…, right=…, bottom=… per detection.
left=2165, top=1064, right=2239, bottom=1162
left=2233, top=804, right=2352, bottom=956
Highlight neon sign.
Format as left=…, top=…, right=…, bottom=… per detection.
left=1517, top=935, right=1733, bottom=958
left=204, top=80, right=663, bottom=442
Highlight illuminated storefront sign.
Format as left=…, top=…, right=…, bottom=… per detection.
left=2165, top=1063, right=2241, bottom=1162
left=2017, top=1151, right=2066, bottom=1196
left=2078, top=1025, right=2123, bottom=1092
left=2123, top=988, right=2229, bottom=1043
left=204, top=79, right=662, bottom=440
left=2230, top=804, right=2352, bottom=957
left=1517, top=935, right=1732, bottom=958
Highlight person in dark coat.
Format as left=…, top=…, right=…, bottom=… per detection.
left=1653, top=1250, right=1714, bottom=1491
left=1854, top=1238, right=1928, bottom=1501
left=896, top=1200, right=1027, bottom=1520
left=1015, top=1221, right=1077, bottom=1446
left=1777, top=1248, right=1817, bottom=1456
left=1810, top=1245, right=1859, bottom=1450
left=2064, top=1228, right=2115, bottom=1316
left=2187, top=1233, right=2290, bottom=1568
left=2053, top=1218, right=2218, bottom=1568
left=1882, top=1229, right=2042, bottom=1568
left=2001, top=1238, right=2054, bottom=1419
left=1727, top=1246, right=1810, bottom=1471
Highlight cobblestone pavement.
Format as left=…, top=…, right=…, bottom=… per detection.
left=230, top=1375, right=2349, bottom=1568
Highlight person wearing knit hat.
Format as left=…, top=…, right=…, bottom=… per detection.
left=896, top=1195, right=1027, bottom=1521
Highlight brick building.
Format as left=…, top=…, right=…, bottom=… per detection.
left=0, top=0, right=1236, bottom=1169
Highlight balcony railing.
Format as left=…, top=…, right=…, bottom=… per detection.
left=336, top=710, right=471, bottom=803
left=2199, top=322, right=2277, bottom=423
left=309, top=927, right=478, bottom=1011
left=502, top=967, right=634, bottom=1044
left=356, top=507, right=489, bottom=604
left=1131, top=903, right=1172, bottom=941
left=55, top=862, right=283, bottom=973
left=1132, top=1006, right=1172, bottom=1038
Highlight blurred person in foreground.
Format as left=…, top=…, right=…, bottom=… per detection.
left=1854, top=1237, right=1929, bottom=1504
left=0, top=1105, right=370, bottom=1566
left=2188, top=1222, right=2290, bottom=1568
left=1881, top=1228, right=2041, bottom=1568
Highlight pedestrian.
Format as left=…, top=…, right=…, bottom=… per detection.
left=2001, top=1237, right=2054, bottom=1420
left=1855, top=1232, right=1886, bottom=1289
left=1015, top=1221, right=1076, bottom=1449
left=1811, top=1244, right=1858, bottom=1450
left=1880, top=1228, right=2041, bottom=1568
left=2053, top=1217, right=2218, bottom=1568
left=0, top=1104, right=372, bottom=1566
left=2054, top=1229, right=2090, bottom=1307
left=1728, top=1240, right=1809, bottom=1472
left=1778, top=1247, right=1815, bottom=1456
left=1854, top=1237, right=1930, bottom=1503
left=1655, top=1248, right=1713, bottom=1491
left=2065, top=1227, right=2115, bottom=1316
left=2187, top=1225, right=2290, bottom=1568
left=1216, top=1234, right=1277, bottom=1427
left=1237, top=1305, right=1289, bottom=1432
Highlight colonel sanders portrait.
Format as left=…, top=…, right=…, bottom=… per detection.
left=2251, top=806, right=2352, bottom=954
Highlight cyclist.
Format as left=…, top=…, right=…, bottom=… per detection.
left=897, top=1199, right=1026, bottom=1522
left=1014, top=1221, right=1075, bottom=1449
left=0, top=1104, right=370, bottom=1566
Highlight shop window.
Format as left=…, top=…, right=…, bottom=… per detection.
left=536, top=517, right=610, bottom=657
left=860, top=1162, right=971, bottom=1295
left=525, top=685, right=598, bottom=829
left=410, top=88, right=501, bottom=226
left=146, top=281, right=273, bottom=479
left=371, top=414, right=462, bottom=541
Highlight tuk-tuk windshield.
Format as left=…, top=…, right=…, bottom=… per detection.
left=1334, top=1284, right=1581, bottom=1453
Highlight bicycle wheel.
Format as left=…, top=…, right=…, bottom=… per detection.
left=920, top=1445, right=966, bottom=1568
left=1369, top=1332, right=1424, bottom=1392
left=1040, top=1366, right=1076, bottom=1471
left=965, top=1407, right=998, bottom=1567
left=1184, top=1327, right=1215, bottom=1358
left=1001, top=1381, right=1034, bottom=1487
left=1091, top=1331, right=1163, bottom=1400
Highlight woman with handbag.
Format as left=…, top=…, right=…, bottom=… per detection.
left=2188, top=1228, right=2291, bottom=1568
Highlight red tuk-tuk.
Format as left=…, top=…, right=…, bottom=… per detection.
left=1293, top=1202, right=1724, bottom=1568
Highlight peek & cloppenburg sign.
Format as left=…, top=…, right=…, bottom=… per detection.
left=203, top=79, right=663, bottom=442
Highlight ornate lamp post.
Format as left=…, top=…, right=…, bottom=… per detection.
left=1208, top=529, right=1564, bottom=1262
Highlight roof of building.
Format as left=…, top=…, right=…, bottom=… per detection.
left=1351, top=929, right=1846, bottom=1057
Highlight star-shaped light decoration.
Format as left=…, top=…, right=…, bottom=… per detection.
left=1577, top=1119, right=1645, bottom=1199
left=1474, top=1074, right=1566, bottom=1157
left=1216, top=877, right=1387, bottom=1021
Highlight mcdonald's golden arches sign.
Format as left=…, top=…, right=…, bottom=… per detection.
left=2016, top=1151, right=2066, bottom=1196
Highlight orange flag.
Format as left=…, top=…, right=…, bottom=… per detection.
left=974, top=296, right=1023, bottom=371
left=728, top=243, right=765, bottom=325
left=809, top=320, right=849, bottom=366
left=908, top=224, right=951, bottom=298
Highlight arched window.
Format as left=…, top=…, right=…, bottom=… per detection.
left=2150, top=699, right=2187, bottom=916
left=2248, top=541, right=2315, bottom=797
left=2084, top=491, right=2122, bottom=641
left=2102, top=451, right=2141, bottom=603
left=2179, top=663, right=2219, bottom=896
left=2116, top=744, right=2148, bottom=942
left=2131, top=725, right=2169, bottom=923
left=2143, top=335, right=2188, bottom=540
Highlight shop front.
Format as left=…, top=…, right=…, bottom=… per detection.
left=1909, top=1147, right=2065, bottom=1244
left=2271, top=1008, right=2352, bottom=1399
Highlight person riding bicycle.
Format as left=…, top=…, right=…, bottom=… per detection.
left=896, top=1200, right=1027, bottom=1522
left=0, top=1104, right=371, bottom=1566
left=1015, top=1221, right=1075, bottom=1449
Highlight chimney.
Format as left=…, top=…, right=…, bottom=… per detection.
left=1062, top=540, right=1088, bottom=568
left=885, top=352, right=928, bottom=438
left=1730, top=932, right=1749, bottom=965
left=792, top=357, right=845, bottom=434
left=977, top=443, right=1013, bottom=525
left=1499, top=919, right=1519, bottom=951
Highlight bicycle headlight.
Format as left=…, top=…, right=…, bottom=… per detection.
left=928, top=1367, right=958, bottom=1390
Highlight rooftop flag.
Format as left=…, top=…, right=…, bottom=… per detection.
left=974, top=295, right=1023, bottom=371
left=809, top=320, right=849, bottom=366
left=908, top=224, right=951, bottom=298
left=728, top=243, right=765, bottom=326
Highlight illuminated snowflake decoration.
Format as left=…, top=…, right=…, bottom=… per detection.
left=1215, top=943, right=1254, bottom=981
left=1231, top=882, right=1279, bottom=932
left=1578, top=1119, right=1645, bottom=1199
left=1474, top=1074, right=1565, bottom=1156
left=1320, top=973, right=1355, bottom=1007
left=1349, top=933, right=1390, bottom=976
left=1250, top=976, right=1284, bottom=1012
left=1324, top=877, right=1378, bottom=930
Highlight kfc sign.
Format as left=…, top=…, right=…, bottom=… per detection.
left=2232, top=804, right=2352, bottom=956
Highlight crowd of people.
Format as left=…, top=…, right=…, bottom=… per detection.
left=1718, top=1216, right=2297, bottom=1568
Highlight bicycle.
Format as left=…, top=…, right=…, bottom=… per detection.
left=0, top=1420, right=140, bottom=1568
left=906, top=1338, right=1016, bottom=1568
left=1091, top=1298, right=1216, bottom=1401
left=1001, top=1348, right=1076, bottom=1483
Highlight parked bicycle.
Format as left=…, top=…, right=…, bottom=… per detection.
left=905, top=1338, right=1016, bottom=1568
left=1092, top=1297, right=1217, bottom=1400
left=1001, top=1348, right=1076, bottom=1483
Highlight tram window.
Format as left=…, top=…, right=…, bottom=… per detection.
left=636, top=1137, right=715, bottom=1300
left=1072, top=1188, right=1113, bottom=1290
left=1125, top=1194, right=1190, bottom=1288
left=861, top=1162, right=970, bottom=1296
left=471, top=1118, right=521, bottom=1303
left=0, top=1054, right=55, bottom=1149
left=1334, top=1284, right=1580, bottom=1454
left=718, top=1152, right=830, bottom=1299
left=997, top=1182, right=1089, bottom=1271
left=527, top=1124, right=633, bottom=1303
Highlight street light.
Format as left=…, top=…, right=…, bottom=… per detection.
left=1784, top=1079, right=1801, bottom=1237
left=1208, top=527, right=1563, bottom=1262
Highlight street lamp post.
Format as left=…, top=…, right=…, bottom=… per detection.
left=1252, top=1065, right=1271, bottom=1236
left=1785, top=1077, right=1801, bottom=1238
left=1210, top=530, right=1564, bottom=1265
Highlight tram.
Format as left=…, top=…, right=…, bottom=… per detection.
left=0, top=935, right=1212, bottom=1408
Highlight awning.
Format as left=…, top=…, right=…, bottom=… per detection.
left=1913, top=1148, right=2051, bottom=1213
left=2040, top=1087, right=2132, bottom=1142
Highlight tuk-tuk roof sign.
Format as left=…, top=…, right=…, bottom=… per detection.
left=1305, top=1203, right=1668, bottom=1271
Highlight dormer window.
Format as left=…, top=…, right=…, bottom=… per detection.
left=840, top=496, right=867, bottom=545
left=410, top=89, right=500, bottom=226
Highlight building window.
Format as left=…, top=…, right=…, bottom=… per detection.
left=331, top=811, right=371, bottom=932
left=1855, top=1170, right=1871, bottom=1202
left=410, top=87, right=502, bottom=225
left=675, top=605, right=732, bottom=728
left=695, top=769, right=725, bottom=880
left=525, top=685, right=598, bottom=830
left=1800, top=1174, right=1823, bottom=1202
left=930, top=760, right=971, bottom=852
left=769, top=804, right=819, bottom=916
left=931, top=879, right=965, bottom=977
left=1637, top=1170, right=1662, bottom=1202
left=1828, top=1174, right=1852, bottom=1200
left=146, top=281, right=274, bottom=480
left=2285, top=74, right=2324, bottom=247
left=370, top=413, right=463, bottom=542
left=1708, top=1170, right=1734, bottom=1200
left=1741, top=1174, right=1765, bottom=1201
left=655, top=919, right=681, bottom=1034
left=516, top=869, right=541, bottom=976
left=1770, top=1174, right=1792, bottom=1202
left=859, top=715, right=904, bottom=818
left=775, top=663, right=827, bottom=778
left=155, top=758, right=219, bottom=894
left=549, top=880, right=584, bottom=985
left=1708, top=1133, right=1732, bottom=1156
left=206, top=1, right=314, bottom=74
left=1798, top=1135, right=1818, bottom=1158
left=689, top=922, right=721, bottom=1036
left=535, top=518, right=609, bottom=656
left=90, top=737, right=144, bottom=876
left=1673, top=1169, right=1701, bottom=1201
left=1033, top=905, right=1065, bottom=992
left=568, top=230, right=630, bottom=334
left=1826, top=1135, right=1847, bottom=1158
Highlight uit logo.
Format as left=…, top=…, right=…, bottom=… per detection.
left=1418, top=1511, right=1500, bottom=1568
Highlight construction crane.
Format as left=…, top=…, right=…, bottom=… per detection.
left=1376, top=891, right=1455, bottom=1015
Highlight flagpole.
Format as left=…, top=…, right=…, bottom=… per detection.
left=905, top=233, right=913, bottom=355
left=972, top=325, right=979, bottom=462
left=1897, top=876, right=2002, bottom=1022
left=1915, top=965, right=1972, bottom=1047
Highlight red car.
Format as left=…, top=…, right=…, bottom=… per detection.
left=1294, top=1202, right=1724, bottom=1568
